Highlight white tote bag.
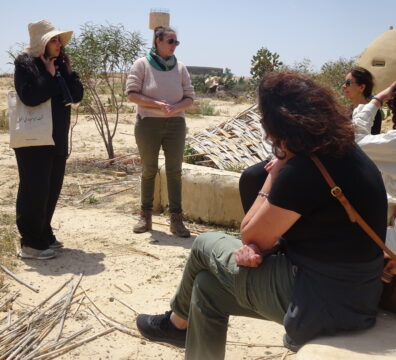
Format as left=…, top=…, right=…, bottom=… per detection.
left=7, top=91, right=54, bottom=148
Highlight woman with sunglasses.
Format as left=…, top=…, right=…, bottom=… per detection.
left=342, top=66, right=383, bottom=139
left=126, top=26, right=194, bottom=237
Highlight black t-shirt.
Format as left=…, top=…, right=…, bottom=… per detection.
left=268, top=145, right=387, bottom=263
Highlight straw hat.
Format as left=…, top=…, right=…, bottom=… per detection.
left=25, top=19, right=73, bottom=57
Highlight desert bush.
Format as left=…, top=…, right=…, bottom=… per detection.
left=0, top=212, right=18, bottom=269
left=67, top=23, right=145, bottom=159
left=250, top=47, right=283, bottom=87
left=198, top=100, right=220, bottom=116
left=0, top=110, right=8, bottom=131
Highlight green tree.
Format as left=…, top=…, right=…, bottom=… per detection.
left=250, top=47, right=283, bottom=83
left=314, top=57, right=356, bottom=104
left=67, top=23, right=145, bottom=159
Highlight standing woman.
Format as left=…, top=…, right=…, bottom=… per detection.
left=342, top=66, right=383, bottom=139
left=14, top=20, right=83, bottom=259
left=126, top=26, right=194, bottom=237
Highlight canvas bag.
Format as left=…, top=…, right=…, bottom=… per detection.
left=8, top=91, right=54, bottom=148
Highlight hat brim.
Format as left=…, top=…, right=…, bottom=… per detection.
left=43, top=29, right=73, bottom=47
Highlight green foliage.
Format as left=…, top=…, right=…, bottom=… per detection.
left=250, top=47, right=283, bottom=82
left=223, top=68, right=236, bottom=90
left=191, top=75, right=208, bottom=94
left=67, top=22, right=145, bottom=159
left=198, top=100, right=220, bottom=116
left=279, top=58, right=314, bottom=75
left=314, top=57, right=356, bottom=104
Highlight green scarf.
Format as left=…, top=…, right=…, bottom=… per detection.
left=147, top=48, right=177, bottom=71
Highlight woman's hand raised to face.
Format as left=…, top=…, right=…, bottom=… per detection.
left=234, top=244, right=263, bottom=267
left=40, top=55, right=56, bottom=77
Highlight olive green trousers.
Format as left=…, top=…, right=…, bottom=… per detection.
left=170, top=232, right=295, bottom=360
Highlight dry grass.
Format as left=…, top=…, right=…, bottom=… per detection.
left=0, top=212, right=18, bottom=269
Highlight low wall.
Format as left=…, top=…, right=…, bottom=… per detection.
left=153, top=163, right=244, bottom=226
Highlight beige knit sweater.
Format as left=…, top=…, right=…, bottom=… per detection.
left=125, top=57, right=195, bottom=118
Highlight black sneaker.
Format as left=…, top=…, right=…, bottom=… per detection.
left=283, top=334, right=302, bottom=352
left=136, top=311, right=186, bottom=348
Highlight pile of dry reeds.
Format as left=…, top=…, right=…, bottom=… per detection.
left=187, top=104, right=272, bottom=170
left=0, top=272, right=145, bottom=360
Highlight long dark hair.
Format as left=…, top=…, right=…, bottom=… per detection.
left=259, top=73, right=355, bottom=158
left=350, top=66, right=374, bottom=99
left=387, top=91, right=396, bottom=130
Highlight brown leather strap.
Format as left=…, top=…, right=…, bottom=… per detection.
left=311, top=155, right=396, bottom=263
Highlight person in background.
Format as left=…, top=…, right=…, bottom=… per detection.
left=342, top=66, right=383, bottom=139
left=126, top=26, right=194, bottom=237
left=239, top=68, right=391, bottom=214
left=14, top=19, right=83, bottom=260
left=134, top=73, right=388, bottom=359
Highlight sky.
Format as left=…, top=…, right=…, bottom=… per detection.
left=1, top=0, right=395, bottom=76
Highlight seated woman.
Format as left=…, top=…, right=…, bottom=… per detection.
left=135, top=73, right=388, bottom=359
left=240, top=68, right=392, bottom=214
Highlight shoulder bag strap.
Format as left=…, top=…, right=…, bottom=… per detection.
left=311, top=155, right=396, bottom=263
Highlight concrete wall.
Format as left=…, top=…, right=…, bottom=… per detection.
left=153, top=163, right=244, bottom=226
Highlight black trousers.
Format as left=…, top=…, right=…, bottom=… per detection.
left=239, top=161, right=269, bottom=213
left=14, top=146, right=67, bottom=250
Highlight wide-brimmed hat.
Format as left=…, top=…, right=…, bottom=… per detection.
left=25, top=19, right=73, bottom=57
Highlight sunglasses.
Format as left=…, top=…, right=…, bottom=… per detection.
left=343, top=79, right=356, bottom=87
left=166, top=38, right=180, bottom=46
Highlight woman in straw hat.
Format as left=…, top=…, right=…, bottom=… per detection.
left=13, top=19, right=83, bottom=260
left=126, top=26, right=194, bottom=237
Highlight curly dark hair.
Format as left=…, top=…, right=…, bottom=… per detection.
left=387, top=90, right=396, bottom=130
left=259, top=73, right=355, bottom=158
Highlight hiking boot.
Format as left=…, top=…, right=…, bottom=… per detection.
left=133, top=210, right=152, bottom=233
left=49, top=240, right=64, bottom=249
left=170, top=213, right=190, bottom=238
left=18, top=246, right=56, bottom=260
left=136, top=311, right=186, bottom=348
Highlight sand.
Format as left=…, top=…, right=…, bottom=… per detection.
left=0, top=76, right=294, bottom=359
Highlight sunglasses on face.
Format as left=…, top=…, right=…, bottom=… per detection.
left=343, top=79, right=356, bottom=87
left=166, top=38, right=180, bottom=46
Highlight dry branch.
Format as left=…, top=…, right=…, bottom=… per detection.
left=0, top=266, right=39, bottom=293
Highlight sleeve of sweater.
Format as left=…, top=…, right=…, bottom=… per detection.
left=125, top=58, right=145, bottom=94
left=353, top=103, right=378, bottom=143
left=64, top=71, right=84, bottom=104
left=14, top=59, right=59, bottom=107
left=181, top=64, right=195, bottom=99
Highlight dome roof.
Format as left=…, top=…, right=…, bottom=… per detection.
left=358, top=28, right=396, bottom=92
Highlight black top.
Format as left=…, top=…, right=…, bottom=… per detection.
left=371, top=110, right=382, bottom=135
left=269, top=145, right=387, bottom=263
left=14, top=53, right=84, bottom=156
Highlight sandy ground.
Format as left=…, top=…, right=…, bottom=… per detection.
left=0, top=76, right=294, bottom=360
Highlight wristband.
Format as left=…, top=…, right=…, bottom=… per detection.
left=370, top=96, right=383, bottom=106
left=258, top=192, right=269, bottom=198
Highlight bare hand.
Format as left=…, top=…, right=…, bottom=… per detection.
left=156, top=100, right=172, bottom=114
left=40, top=55, right=56, bottom=76
left=377, top=81, right=396, bottom=103
left=234, top=244, right=263, bottom=267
